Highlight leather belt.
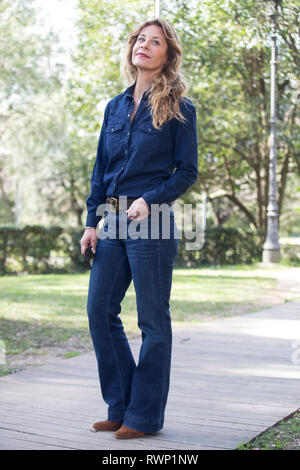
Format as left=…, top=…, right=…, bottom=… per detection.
left=106, top=196, right=138, bottom=212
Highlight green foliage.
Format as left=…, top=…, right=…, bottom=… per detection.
left=237, top=409, right=300, bottom=450
left=0, top=0, right=66, bottom=226
left=175, top=227, right=263, bottom=267
left=0, top=224, right=263, bottom=274
left=67, top=0, right=299, bottom=236
left=64, top=1, right=157, bottom=227
left=0, top=0, right=299, bottom=239
left=1, top=221, right=299, bottom=274
left=280, top=244, right=300, bottom=265
left=0, top=225, right=84, bottom=274
left=165, top=0, right=300, bottom=234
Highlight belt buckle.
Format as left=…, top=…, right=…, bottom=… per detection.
left=110, top=197, right=118, bottom=212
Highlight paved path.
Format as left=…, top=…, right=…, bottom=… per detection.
left=0, top=302, right=299, bottom=450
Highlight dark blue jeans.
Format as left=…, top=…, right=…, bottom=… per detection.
left=87, top=208, right=178, bottom=433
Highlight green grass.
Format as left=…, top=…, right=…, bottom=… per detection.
left=0, top=262, right=300, bottom=448
left=63, top=351, right=81, bottom=359
left=237, top=409, right=300, bottom=450
left=1, top=263, right=299, bottom=376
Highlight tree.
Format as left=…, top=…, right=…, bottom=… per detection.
left=62, top=0, right=156, bottom=226
left=0, top=0, right=64, bottom=225
left=166, top=0, right=300, bottom=239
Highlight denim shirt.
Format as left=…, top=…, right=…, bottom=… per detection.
left=85, top=83, right=198, bottom=227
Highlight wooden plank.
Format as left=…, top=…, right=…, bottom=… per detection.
left=0, top=437, right=68, bottom=450
left=0, top=424, right=203, bottom=451
left=1, top=370, right=298, bottom=408
left=0, top=301, right=299, bottom=450
left=0, top=409, right=285, bottom=451
left=168, top=380, right=300, bottom=400
left=0, top=416, right=210, bottom=450
left=0, top=419, right=243, bottom=450
left=0, top=385, right=295, bottom=417
left=0, top=400, right=274, bottom=432
left=0, top=402, right=264, bottom=431
left=0, top=428, right=114, bottom=451
left=0, top=406, right=262, bottom=434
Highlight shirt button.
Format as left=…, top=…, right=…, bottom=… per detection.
left=128, top=132, right=130, bottom=135
left=127, top=114, right=130, bottom=117
left=111, top=128, right=114, bottom=131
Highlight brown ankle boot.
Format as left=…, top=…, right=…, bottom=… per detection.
left=115, top=425, right=145, bottom=439
left=92, top=419, right=122, bottom=432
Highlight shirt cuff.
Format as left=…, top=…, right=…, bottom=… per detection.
left=85, top=213, right=102, bottom=228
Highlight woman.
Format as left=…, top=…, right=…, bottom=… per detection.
left=80, top=17, right=198, bottom=439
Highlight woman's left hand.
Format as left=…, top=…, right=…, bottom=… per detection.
left=126, top=197, right=150, bottom=221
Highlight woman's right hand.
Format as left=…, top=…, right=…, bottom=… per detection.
left=80, top=228, right=98, bottom=255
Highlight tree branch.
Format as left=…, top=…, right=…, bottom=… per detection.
left=209, top=191, right=257, bottom=228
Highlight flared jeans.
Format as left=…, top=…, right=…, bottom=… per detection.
left=86, top=208, right=178, bottom=433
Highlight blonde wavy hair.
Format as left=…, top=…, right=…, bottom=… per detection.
left=122, top=18, right=188, bottom=129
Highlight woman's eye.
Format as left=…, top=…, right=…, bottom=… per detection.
left=137, top=37, right=160, bottom=45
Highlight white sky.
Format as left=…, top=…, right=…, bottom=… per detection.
left=32, top=0, right=79, bottom=77
left=34, top=0, right=79, bottom=49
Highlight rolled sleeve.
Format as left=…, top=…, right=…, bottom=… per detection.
left=141, top=98, right=198, bottom=207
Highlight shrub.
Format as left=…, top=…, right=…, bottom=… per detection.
left=1, top=224, right=290, bottom=274
left=175, top=227, right=262, bottom=267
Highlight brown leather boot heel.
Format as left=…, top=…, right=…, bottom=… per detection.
left=92, top=419, right=122, bottom=432
left=115, top=425, right=145, bottom=439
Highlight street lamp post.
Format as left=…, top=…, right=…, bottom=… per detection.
left=155, top=0, right=161, bottom=18
left=263, top=1, right=281, bottom=263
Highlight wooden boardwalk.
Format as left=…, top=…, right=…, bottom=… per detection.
left=0, top=301, right=299, bottom=450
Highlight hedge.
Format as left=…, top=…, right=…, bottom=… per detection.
left=0, top=224, right=266, bottom=275
left=176, top=226, right=263, bottom=267
left=0, top=225, right=84, bottom=274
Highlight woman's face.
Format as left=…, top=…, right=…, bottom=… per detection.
left=132, top=25, right=168, bottom=75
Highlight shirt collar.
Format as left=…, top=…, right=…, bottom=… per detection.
left=123, top=83, right=150, bottom=101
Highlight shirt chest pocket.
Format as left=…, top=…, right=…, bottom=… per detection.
left=136, top=121, right=167, bottom=154
left=105, top=121, right=124, bottom=154
left=138, top=122, right=162, bottom=135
